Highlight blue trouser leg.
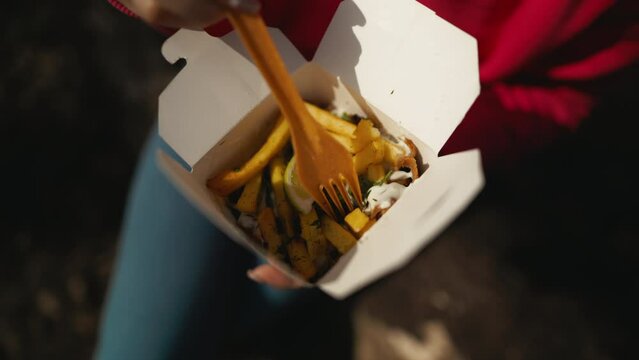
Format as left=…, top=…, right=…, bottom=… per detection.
left=95, top=129, right=304, bottom=359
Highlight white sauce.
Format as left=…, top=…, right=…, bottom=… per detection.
left=389, top=170, right=413, bottom=181
left=398, top=137, right=412, bottom=156
left=364, top=182, right=406, bottom=215
left=297, top=197, right=315, bottom=215
left=382, top=135, right=411, bottom=156
left=331, top=107, right=347, bottom=117
left=238, top=213, right=257, bottom=229
left=331, top=107, right=365, bottom=120
left=238, top=214, right=260, bottom=238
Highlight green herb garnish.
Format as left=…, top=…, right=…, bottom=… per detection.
left=374, top=170, right=393, bottom=186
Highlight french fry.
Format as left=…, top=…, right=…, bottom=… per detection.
left=382, top=138, right=406, bottom=167
left=299, top=208, right=327, bottom=261
left=234, top=173, right=262, bottom=214
left=287, top=239, right=317, bottom=280
left=321, top=216, right=357, bottom=254
left=218, top=102, right=422, bottom=280
left=353, top=139, right=385, bottom=174
left=344, top=208, right=375, bottom=237
left=353, top=119, right=381, bottom=152
left=305, top=102, right=356, bottom=137
left=257, top=208, right=285, bottom=260
left=269, top=156, right=296, bottom=238
left=366, top=164, right=386, bottom=183
left=383, top=138, right=418, bottom=168
left=330, top=132, right=357, bottom=154
left=208, top=117, right=290, bottom=196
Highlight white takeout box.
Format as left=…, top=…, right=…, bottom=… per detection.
left=156, top=0, right=484, bottom=299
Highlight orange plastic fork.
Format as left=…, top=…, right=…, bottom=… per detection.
left=227, top=11, right=363, bottom=218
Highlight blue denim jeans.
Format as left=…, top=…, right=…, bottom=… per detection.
left=95, top=128, right=308, bottom=359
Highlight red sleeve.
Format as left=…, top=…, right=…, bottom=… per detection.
left=440, top=86, right=582, bottom=168
left=107, top=0, right=137, bottom=17
left=109, top=0, right=637, bottom=169
left=107, top=0, right=178, bottom=35
left=439, top=0, right=639, bottom=169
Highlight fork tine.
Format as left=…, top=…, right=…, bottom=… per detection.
left=344, top=174, right=364, bottom=208
left=324, top=182, right=346, bottom=216
left=335, top=177, right=355, bottom=212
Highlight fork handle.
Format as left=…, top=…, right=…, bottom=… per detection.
left=226, top=11, right=318, bottom=144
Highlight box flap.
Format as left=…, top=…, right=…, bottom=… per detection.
left=159, top=29, right=306, bottom=167
left=318, top=149, right=484, bottom=299
left=314, top=0, right=479, bottom=153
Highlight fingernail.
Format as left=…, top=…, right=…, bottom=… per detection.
left=246, top=269, right=264, bottom=283
left=222, top=0, right=261, bottom=13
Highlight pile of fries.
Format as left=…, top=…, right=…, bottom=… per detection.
left=207, top=103, right=422, bottom=281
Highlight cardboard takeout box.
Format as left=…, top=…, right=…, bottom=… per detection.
left=156, top=0, right=484, bottom=299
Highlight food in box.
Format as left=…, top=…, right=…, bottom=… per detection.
left=156, top=0, right=484, bottom=299
left=206, top=101, right=425, bottom=281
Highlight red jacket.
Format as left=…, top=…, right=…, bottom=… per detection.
left=109, top=0, right=638, bottom=168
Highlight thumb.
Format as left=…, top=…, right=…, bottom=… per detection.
left=246, top=264, right=305, bottom=289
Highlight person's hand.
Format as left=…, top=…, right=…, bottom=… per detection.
left=247, top=263, right=306, bottom=289
left=119, top=0, right=261, bottom=29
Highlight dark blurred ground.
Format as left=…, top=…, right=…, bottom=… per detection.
left=1, top=2, right=174, bottom=358
left=1, top=1, right=637, bottom=360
